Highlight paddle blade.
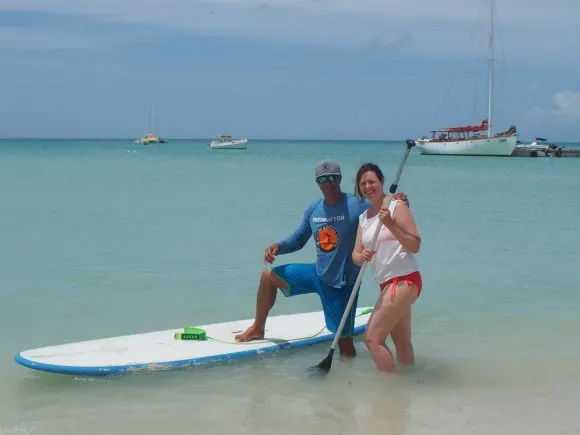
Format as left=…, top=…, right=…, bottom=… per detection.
left=309, top=348, right=335, bottom=376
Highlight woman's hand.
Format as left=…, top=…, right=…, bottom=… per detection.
left=359, top=248, right=375, bottom=262
left=379, top=206, right=395, bottom=229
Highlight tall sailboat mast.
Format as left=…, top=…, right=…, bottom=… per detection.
left=487, top=0, right=494, bottom=138
left=414, top=0, right=517, bottom=156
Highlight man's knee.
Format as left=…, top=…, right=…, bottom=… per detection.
left=261, top=267, right=273, bottom=281
left=262, top=267, right=288, bottom=291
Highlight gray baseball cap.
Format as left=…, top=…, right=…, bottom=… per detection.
left=315, top=159, right=342, bottom=178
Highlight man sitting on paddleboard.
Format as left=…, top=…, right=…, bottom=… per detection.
left=234, top=159, right=409, bottom=356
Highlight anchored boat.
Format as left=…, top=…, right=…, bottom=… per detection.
left=416, top=0, right=518, bottom=157
left=209, top=135, right=248, bottom=150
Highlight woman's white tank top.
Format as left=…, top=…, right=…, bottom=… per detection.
left=359, top=200, right=419, bottom=285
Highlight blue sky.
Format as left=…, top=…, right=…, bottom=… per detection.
left=0, top=0, right=578, bottom=141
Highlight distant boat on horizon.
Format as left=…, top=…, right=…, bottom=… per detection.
left=209, top=134, right=248, bottom=150
left=135, top=104, right=168, bottom=145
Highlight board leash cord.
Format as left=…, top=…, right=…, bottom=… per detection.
left=174, top=308, right=374, bottom=345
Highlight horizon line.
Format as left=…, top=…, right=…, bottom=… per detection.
left=2, top=136, right=579, bottom=143
left=1, top=137, right=415, bottom=142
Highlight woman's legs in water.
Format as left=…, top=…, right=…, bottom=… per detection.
left=390, top=308, right=414, bottom=366
left=364, top=281, right=418, bottom=373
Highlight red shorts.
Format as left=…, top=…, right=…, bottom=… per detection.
left=379, top=271, right=423, bottom=301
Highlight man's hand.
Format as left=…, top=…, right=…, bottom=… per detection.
left=379, top=206, right=395, bottom=230
left=264, top=243, right=280, bottom=264
left=392, top=192, right=409, bottom=208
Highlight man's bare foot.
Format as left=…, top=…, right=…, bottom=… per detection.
left=234, top=324, right=265, bottom=342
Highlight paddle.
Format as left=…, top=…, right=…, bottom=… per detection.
left=309, top=138, right=416, bottom=375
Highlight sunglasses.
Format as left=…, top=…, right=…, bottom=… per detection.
left=316, top=175, right=339, bottom=184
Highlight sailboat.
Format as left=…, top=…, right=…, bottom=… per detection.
left=135, top=104, right=168, bottom=145
left=416, top=0, right=518, bottom=156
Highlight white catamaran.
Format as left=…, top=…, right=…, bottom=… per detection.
left=416, top=0, right=518, bottom=157
left=135, top=104, right=167, bottom=145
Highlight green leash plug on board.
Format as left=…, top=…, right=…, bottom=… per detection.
left=174, top=327, right=207, bottom=341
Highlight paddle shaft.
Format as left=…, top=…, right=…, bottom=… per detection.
left=326, top=139, right=416, bottom=352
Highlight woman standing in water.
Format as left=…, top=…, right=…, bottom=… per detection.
left=352, top=162, right=422, bottom=373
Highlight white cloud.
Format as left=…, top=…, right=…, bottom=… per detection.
left=366, top=31, right=414, bottom=52
left=1, top=0, right=579, bottom=65
left=553, top=91, right=580, bottom=120
left=525, top=91, right=580, bottom=123
left=2, top=0, right=576, bottom=28
left=525, top=106, right=546, bottom=121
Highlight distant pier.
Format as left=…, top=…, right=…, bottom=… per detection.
left=511, top=147, right=580, bottom=158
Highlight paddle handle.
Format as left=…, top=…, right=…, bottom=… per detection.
left=328, top=139, right=416, bottom=350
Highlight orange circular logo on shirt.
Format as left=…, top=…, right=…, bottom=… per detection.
left=315, top=225, right=340, bottom=253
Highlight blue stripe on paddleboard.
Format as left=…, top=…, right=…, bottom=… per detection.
left=14, top=324, right=367, bottom=376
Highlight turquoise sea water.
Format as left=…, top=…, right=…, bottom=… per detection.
left=1, top=138, right=580, bottom=435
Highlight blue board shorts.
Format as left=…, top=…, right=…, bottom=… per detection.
left=271, top=263, right=359, bottom=338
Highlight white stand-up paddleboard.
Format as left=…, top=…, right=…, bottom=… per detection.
left=15, top=307, right=373, bottom=376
